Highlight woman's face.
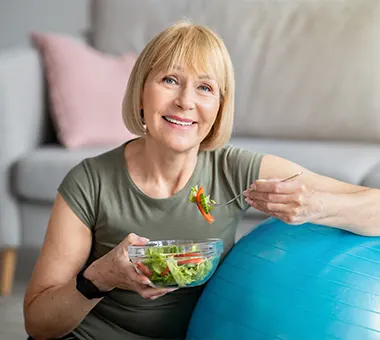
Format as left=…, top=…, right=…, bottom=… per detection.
left=141, top=65, right=221, bottom=153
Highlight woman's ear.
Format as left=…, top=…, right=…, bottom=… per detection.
left=140, top=109, right=145, bottom=124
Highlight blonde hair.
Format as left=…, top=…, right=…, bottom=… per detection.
left=122, top=20, right=235, bottom=150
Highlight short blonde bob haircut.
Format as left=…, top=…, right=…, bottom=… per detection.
left=122, top=20, right=235, bottom=151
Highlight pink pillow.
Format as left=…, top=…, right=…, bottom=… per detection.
left=31, top=32, right=137, bottom=149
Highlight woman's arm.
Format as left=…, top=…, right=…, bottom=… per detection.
left=243, top=154, right=380, bottom=236
left=23, top=194, right=101, bottom=339
left=24, top=194, right=177, bottom=339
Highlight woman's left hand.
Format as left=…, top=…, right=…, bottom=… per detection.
left=243, top=177, right=322, bottom=225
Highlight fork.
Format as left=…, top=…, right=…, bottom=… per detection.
left=212, top=171, right=303, bottom=207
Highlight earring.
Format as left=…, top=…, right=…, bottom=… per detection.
left=140, top=109, right=145, bottom=124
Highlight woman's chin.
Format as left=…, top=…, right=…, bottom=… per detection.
left=162, top=137, right=199, bottom=153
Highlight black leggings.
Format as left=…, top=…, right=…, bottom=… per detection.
left=27, top=333, right=78, bottom=340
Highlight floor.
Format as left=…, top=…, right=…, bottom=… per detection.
left=0, top=248, right=38, bottom=340
left=0, top=281, right=28, bottom=339
left=0, top=218, right=260, bottom=340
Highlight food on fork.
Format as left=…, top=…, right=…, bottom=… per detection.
left=189, top=185, right=215, bottom=224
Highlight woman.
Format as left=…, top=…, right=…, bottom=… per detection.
left=23, top=21, right=380, bottom=340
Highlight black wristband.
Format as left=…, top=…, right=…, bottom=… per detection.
left=76, top=268, right=111, bottom=300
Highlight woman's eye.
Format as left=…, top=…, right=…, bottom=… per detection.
left=163, top=76, right=177, bottom=85
left=199, top=85, right=212, bottom=92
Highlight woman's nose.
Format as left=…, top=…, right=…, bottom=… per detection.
left=174, top=87, right=195, bottom=111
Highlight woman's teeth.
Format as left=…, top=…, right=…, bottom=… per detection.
left=163, top=116, right=194, bottom=126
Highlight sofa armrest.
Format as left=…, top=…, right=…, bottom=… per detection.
left=362, top=162, right=380, bottom=189
left=0, top=46, right=45, bottom=248
left=0, top=46, right=46, bottom=152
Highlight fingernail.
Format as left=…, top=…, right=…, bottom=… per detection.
left=166, top=288, right=178, bottom=292
left=245, top=198, right=253, bottom=205
left=250, top=184, right=256, bottom=190
left=139, top=237, right=150, bottom=243
left=242, top=190, right=249, bottom=197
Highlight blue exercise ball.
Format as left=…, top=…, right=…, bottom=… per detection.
left=187, top=218, right=380, bottom=340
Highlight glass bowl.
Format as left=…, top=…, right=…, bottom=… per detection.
left=128, top=238, right=224, bottom=288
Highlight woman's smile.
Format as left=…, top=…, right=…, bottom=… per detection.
left=162, top=115, right=197, bottom=129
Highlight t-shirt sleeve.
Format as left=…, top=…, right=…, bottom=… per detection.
left=220, top=145, right=264, bottom=209
left=57, top=159, right=97, bottom=229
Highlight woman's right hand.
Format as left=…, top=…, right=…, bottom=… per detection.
left=84, top=233, right=177, bottom=300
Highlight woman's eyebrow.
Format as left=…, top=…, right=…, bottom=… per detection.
left=171, top=64, right=216, bottom=81
left=198, top=74, right=214, bottom=80
left=172, top=65, right=184, bottom=71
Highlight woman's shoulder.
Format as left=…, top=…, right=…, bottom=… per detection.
left=64, top=143, right=126, bottom=184
left=81, top=143, right=125, bottom=170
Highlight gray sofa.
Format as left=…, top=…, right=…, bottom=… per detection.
left=2, top=0, right=380, bottom=295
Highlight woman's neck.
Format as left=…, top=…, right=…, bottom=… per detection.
left=125, top=137, right=199, bottom=199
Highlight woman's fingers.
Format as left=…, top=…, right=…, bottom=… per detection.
left=244, top=178, right=306, bottom=205
left=133, top=271, right=153, bottom=286
left=149, top=288, right=178, bottom=300
left=121, top=233, right=178, bottom=300
left=246, top=198, right=307, bottom=224
left=125, top=233, right=150, bottom=247
left=248, top=200, right=289, bottom=213
left=128, top=255, right=178, bottom=300
left=135, top=284, right=178, bottom=300
left=245, top=191, right=302, bottom=205
left=250, top=178, right=305, bottom=195
left=243, top=177, right=312, bottom=225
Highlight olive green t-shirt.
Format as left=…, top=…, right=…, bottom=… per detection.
left=58, top=140, right=263, bottom=340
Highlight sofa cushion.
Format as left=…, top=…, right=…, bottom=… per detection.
left=230, top=137, right=380, bottom=186
left=362, top=163, right=380, bottom=190
left=31, top=32, right=137, bottom=149
left=13, top=146, right=112, bottom=202
left=92, top=0, right=380, bottom=143
left=14, top=139, right=380, bottom=218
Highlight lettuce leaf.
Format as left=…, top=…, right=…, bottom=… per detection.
left=188, top=185, right=199, bottom=203
left=142, top=245, right=213, bottom=287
